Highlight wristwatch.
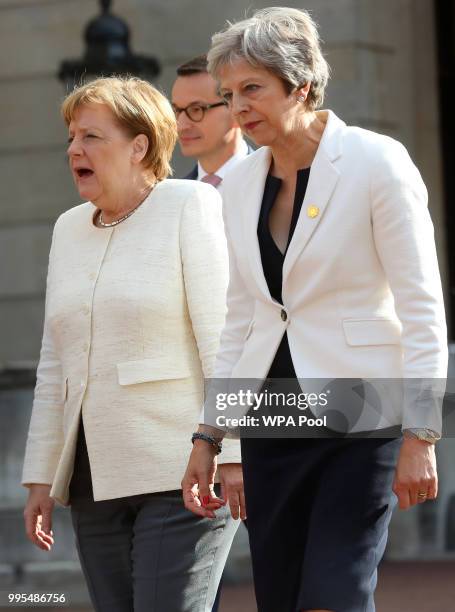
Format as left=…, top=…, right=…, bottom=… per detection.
left=403, top=428, right=441, bottom=444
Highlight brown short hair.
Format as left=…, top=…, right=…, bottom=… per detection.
left=176, top=55, right=208, bottom=76
left=61, top=76, right=177, bottom=182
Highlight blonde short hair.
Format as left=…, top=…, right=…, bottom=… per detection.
left=61, top=76, right=177, bottom=181
left=207, top=7, right=330, bottom=111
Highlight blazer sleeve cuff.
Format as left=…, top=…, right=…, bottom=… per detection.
left=401, top=378, right=446, bottom=436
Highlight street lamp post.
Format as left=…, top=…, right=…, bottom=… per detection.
left=58, top=0, right=160, bottom=90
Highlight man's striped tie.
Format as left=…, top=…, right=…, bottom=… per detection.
left=201, top=173, right=222, bottom=188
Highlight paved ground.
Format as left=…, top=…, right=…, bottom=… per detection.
left=218, top=561, right=455, bottom=612
left=1, top=561, right=454, bottom=611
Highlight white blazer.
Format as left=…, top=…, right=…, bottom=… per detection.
left=22, top=180, right=241, bottom=505
left=203, top=110, right=447, bottom=434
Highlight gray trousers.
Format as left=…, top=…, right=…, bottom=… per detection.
left=70, top=489, right=238, bottom=612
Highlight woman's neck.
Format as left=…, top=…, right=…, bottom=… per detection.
left=270, top=110, right=327, bottom=179
left=96, top=182, right=153, bottom=224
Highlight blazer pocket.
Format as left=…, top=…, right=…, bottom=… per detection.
left=117, top=358, right=192, bottom=386
left=342, top=318, right=401, bottom=347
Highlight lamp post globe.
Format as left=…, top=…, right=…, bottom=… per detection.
left=58, top=0, right=160, bottom=90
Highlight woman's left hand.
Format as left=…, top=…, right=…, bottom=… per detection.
left=218, top=463, right=246, bottom=520
left=392, top=438, right=438, bottom=509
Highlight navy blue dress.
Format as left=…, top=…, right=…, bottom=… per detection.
left=257, top=168, right=310, bottom=379
left=240, top=168, right=401, bottom=612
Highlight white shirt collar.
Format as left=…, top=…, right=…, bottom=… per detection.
left=197, top=139, right=249, bottom=184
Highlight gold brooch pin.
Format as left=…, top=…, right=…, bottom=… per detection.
left=307, top=205, right=319, bottom=219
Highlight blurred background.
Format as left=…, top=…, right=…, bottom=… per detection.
left=1, top=1, right=455, bottom=610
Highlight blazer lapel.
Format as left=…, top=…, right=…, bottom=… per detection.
left=283, top=111, right=343, bottom=283
left=243, top=147, right=274, bottom=299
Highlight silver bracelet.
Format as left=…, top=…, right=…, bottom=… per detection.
left=191, top=432, right=222, bottom=454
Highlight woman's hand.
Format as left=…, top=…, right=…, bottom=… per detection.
left=218, top=463, right=246, bottom=520
left=392, top=438, right=438, bottom=509
left=182, top=441, right=226, bottom=519
left=23, top=484, right=55, bottom=551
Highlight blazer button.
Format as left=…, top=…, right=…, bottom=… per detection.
left=281, top=309, right=287, bottom=322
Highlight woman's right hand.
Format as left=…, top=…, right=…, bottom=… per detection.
left=182, top=440, right=225, bottom=519
left=23, top=484, right=55, bottom=551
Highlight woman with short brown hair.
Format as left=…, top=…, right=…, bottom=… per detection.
left=22, top=76, right=242, bottom=612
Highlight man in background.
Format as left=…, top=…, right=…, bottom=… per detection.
left=172, top=54, right=252, bottom=612
left=172, top=54, right=252, bottom=187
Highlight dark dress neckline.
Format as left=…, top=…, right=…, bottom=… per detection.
left=256, top=167, right=311, bottom=379
left=262, top=167, right=311, bottom=258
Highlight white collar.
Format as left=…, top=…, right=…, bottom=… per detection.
left=197, top=139, right=249, bottom=184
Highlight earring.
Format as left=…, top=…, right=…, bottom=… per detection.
left=297, top=94, right=307, bottom=103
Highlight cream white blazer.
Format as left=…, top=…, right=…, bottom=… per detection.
left=22, top=179, right=241, bottom=505
left=203, top=110, right=447, bottom=434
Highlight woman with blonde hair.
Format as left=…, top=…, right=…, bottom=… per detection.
left=183, top=7, right=447, bottom=612
left=22, top=76, right=242, bottom=612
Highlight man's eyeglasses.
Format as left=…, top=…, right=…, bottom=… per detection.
left=172, top=101, right=227, bottom=123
